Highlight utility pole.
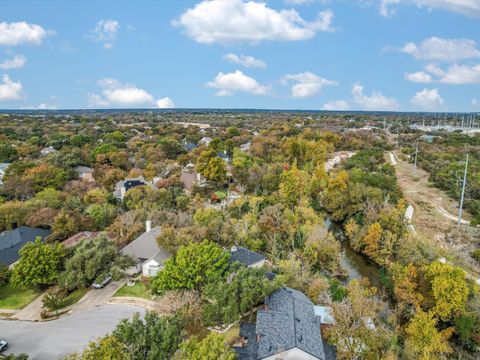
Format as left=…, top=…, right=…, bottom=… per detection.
left=414, top=140, right=419, bottom=172
left=458, top=154, right=469, bottom=225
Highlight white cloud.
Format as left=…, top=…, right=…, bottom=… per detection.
left=351, top=83, right=398, bottom=111
left=0, top=74, right=23, bottom=101
left=405, top=71, right=432, bottom=83
left=156, top=97, right=175, bottom=108
left=173, top=0, right=335, bottom=44
left=322, top=100, right=351, bottom=110
left=0, top=21, right=50, bottom=46
left=88, top=19, right=120, bottom=49
left=281, top=71, right=337, bottom=98
left=380, top=0, right=480, bottom=18
left=400, top=37, right=480, bottom=62
left=411, top=88, right=444, bottom=110
left=0, top=54, right=27, bottom=70
left=223, top=53, right=266, bottom=68
left=472, top=99, right=478, bottom=106
left=206, top=70, right=269, bottom=96
left=89, top=78, right=172, bottom=107
left=22, top=103, right=58, bottom=110
left=410, top=63, right=480, bottom=84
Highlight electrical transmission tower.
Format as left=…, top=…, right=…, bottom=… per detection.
left=458, top=154, right=469, bottom=225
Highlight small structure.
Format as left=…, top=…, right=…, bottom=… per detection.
left=40, top=146, right=57, bottom=156
left=217, top=150, right=231, bottom=163
left=113, top=176, right=157, bottom=201
left=0, top=163, right=10, bottom=185
left=120, top=221, right=170, bottom=276
left=74, top=166, right=94, bottom=182
left=62, top=231, right=103, bottom=248
left=198, top=137, right=213, bottom=146
left=229, top=246, right=266, bottom=268
left=240, top=142, right=251, bottom=152
left=183, top=141, right=198, bottom=152
left=235, top=287, right=335, bottom=360
left=0, top=225, right=52, bottom=267
left=314, top=305, right=336, bottom=332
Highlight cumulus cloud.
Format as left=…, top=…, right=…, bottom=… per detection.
left=0, top=74, right=23, bottom=101
left=173, top=0, right=335, bottom=44
left=88, top=19, right=120, bottom=49
left=223, top=53, right=266, bottom=68
left=351, top=83, right=398, bottom=111
left=407, top=63, right=480, bottom=84
left=399, top=37, right=480, bottom=63
left=411, top=88, right=444, bottom=110
left=380, top=0, right=480, bottom=18
left=0, top=21, right=50, bottom=46
left=206, top=70, right=269, bottom=96
left=156, top=97, right=175, bottom=108
left=281, top=71, right=337, bottom=98
left=0, top=54, right=27, bottom=70
left=322, top=100, right=350, bottom=110
left=405, top=71, right=432, bottom=83
left=89, top=78, right=173, bottom=108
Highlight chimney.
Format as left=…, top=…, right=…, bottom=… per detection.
left=145, top=220, right=152, bottom=233
left=231, top=245, right=237, bottom=252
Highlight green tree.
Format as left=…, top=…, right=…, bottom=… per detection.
left=176, top=333, right=236, bottom=360
left=404, top=309, right=452, bottom=360
left=196, top=149, right=226, bottom=182
left=203, top=265, right=281, bottom=325
left=58, top=237, right=132, bottom=291
left=112, top=312, right=183, bottom=360
left=11, top=238, right=65, bottom=288
left=151, top=241, right=229, bottom=293
left=67, top=336, right=128, bottom=360
left=0, top=143, right=19, bottom=162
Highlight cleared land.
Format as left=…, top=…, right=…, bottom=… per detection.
left=389, top=151, right=480, bottom=275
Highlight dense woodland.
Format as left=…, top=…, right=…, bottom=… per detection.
left=0, top=111, right=479, bottom=360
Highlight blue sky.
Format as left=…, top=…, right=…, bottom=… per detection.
left=1, top=0, right=479, bottom=111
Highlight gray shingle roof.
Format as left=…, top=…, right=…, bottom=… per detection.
left=229, top=246, right=266, bottom=267
left=256, top=287, right=326, bottom=359
left=120, top=226, right=163, bottom=263
left=0, top=226, right=52, bottom=266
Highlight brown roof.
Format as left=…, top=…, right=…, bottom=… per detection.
left=62, top=231, right=104, bottom=248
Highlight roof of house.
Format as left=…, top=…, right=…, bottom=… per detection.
left=183, top=142, right=198, bottom=151
left=0, top=226, right=52, bottom=266
left=120, top=226, right=163, bottom=263
left=217, top=151, right=230, bottom=161
left=314, top=305, right=336, bottom=326
left=113, top=176, right=156, bottom=198
left=144, top=249, right=170, bottom=266
left=62, top=231, right=104, bottom=248
left=74, top=166, right=94, bottom=174
left=229, top=246, right=266, bottom=267
left=255, top=287, right=326, bottom=359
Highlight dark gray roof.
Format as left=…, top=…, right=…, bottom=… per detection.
left=255, top=287, right=326, bottom=359
left=120, top=226, right=163, bottom=263
left=229, top=246, right=266, bottom=267
left=0, top=226, right=52, bottom=266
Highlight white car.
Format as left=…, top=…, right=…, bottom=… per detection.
left=0, top=339, right=8, bottom=352
left=92, top=274, right=112, bottom=289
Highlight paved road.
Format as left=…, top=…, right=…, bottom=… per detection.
left=0, top=304, right=145, bottom=360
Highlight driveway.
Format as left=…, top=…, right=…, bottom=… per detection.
left=0, top=304, right=145, bottom=359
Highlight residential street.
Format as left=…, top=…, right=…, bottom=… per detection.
left=0, top=304, right=144, bottom=359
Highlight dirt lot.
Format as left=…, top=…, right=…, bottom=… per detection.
left=389, top=151, right=480, bottom=275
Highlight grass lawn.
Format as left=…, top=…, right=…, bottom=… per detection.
left=113, top=282, right=151, bottom=299
left=223, top=323, right=240, bottom=344
left=61, top=287, right=89, bottom=308
left=0, top=284, right=41, bottom=310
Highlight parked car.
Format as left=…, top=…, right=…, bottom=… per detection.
left=92, top=274, right=112, bottom=289
left=0, top=339, right=8, bottom=352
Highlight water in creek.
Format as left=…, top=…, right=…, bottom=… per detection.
left=325, top=218, right=384, bottom=291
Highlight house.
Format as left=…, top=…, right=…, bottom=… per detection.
left=0, top=225, right=52, bottom=267
left=0, top=163, right=10, bottom=185
left=198, top=136, right=213, bottom=146
left=113, top=176, right=157, bottom=201
left=180, top=163, right=206, bottom=194
left=235, top=287, right=335, bottom=360
left=120, top=221, right=170, bottom=276
left=217, top=150, right=231, bottom=163
left=240, top=142, right=251, bottom=152
left=40, top=146, right=57, bottom=156
left=183, top=141, right=198, bottom=152
left=74, top=166, right=94, bottom=182
left=62, top=231, right=104, bottom=248
left=229, top=246, right=266, bottom=268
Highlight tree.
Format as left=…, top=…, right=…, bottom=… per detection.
left=278, top=165, right=310, bottom=208
left=176, top=333, right=236, bottom=360
left=301, top=225, right=341, bottom=274
left=424, top=262, right=470, bottom=321
left=85, top=203, right=117, bottom=229
left=404, top=310, right=452, bottom=360
left=42, top=288, right=67, bottom=315
left=10, top=238, right=65, bottom=288
left=67, top=336, right=128, bottom=360
left=203, top=266, right=281, bottom=325
left=362, top=222, right=382, bottom=260
left=0, top=143, right=19, bottom=162
left=151, top=241, right=229, bottom=293
left=112, top=312, right=183, bottom=360
left=58, top=236, right=132, bottom=291
left=196, top=149, right=226, bottom=182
